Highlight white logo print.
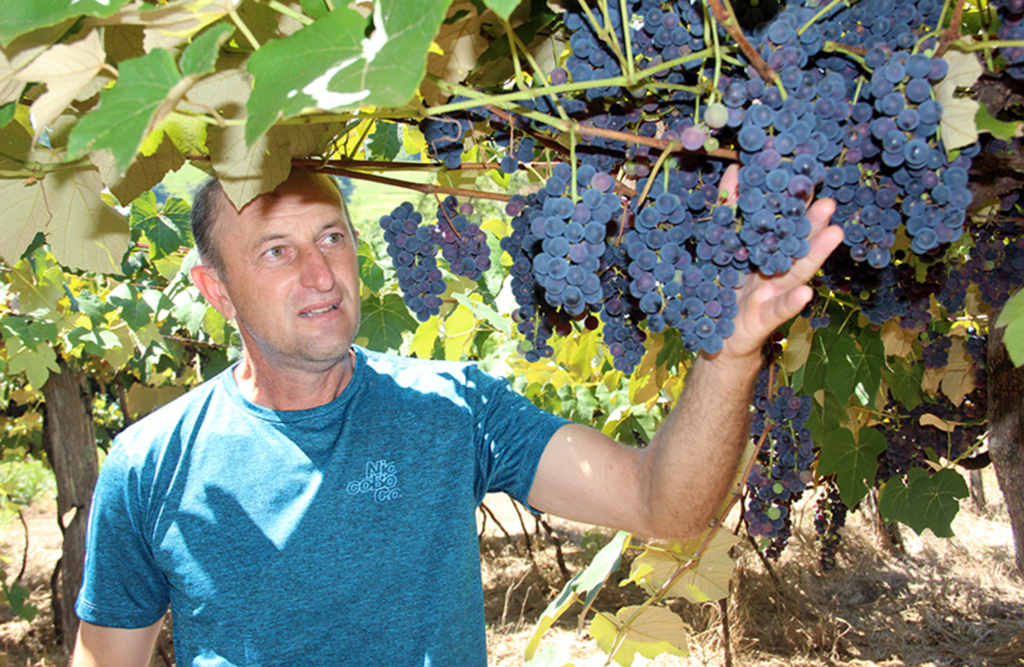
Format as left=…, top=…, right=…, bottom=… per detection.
left=346, top=460, right=401, bottom=502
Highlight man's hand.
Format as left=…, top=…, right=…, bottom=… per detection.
left=715, top=164, right=844, bottom=365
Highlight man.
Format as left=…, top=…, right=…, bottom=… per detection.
left=72, top=167, right=842, bottom=666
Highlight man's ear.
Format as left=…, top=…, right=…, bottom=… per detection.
left=190, top=264, right=237, bottom=321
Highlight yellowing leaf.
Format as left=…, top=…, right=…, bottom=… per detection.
left=86, top=0, right=239, bottom=53
left=880, top=319, right=916, bottom=358
left=591, top=606, right=689, bottom=666
left=443, top=303, right=476, bottom=360
left=403, top=124, right=428, bottom=156
left=626, top=529, right=739, bottom=603
left=920, top=413, right=958, bottom=432
left=0, top=177, right=50, bottom=270
left=939, top=337, right=975, bottom=406
left=43, top=167, right=130, bottom=274
left=936, top=51, right=983, bottom=152
left=421, top=3, right=490, bottom=106
left=921, top=365, right=942, bottom=395
left=784, top=317, right=813, bottom=372
left=15, top=31, right=106, bottom=141
left=409, top=317, right=440, bottom=359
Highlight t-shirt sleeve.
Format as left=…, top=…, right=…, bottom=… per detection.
left=76, top=440, right=170, bottom=629
left=469, top=365, right=570, bottom=508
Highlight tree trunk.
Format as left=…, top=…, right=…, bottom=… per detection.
left=988, top=325, right=1024, bottom=574
left=41, top=358, right=99, bottom=657
left=970, top=469, right=986, bottom=511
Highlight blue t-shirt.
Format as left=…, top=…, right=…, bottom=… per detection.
left=76, top=347, right=568, bottom=666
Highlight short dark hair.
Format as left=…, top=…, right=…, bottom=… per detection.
left=190, top=171, right=354, bottom=278
left=190, top=177, right=228, bottom=276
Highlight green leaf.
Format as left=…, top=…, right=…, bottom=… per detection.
left=801, top=325, right=835, bottom=396
left=655, top=328, right=685, bottom=371
left=179, top=23, right=236, bottom=78
left=0, top=0, right=131, bottom=46
left=882, top=357, right=923, bottom=411
left=996, top=289, right=1024, bottom=368
left=357, top=240, right=387, bottom=293
left=824, top=334, right=860, bottom=404
left=131, top=192, right=190, bottom=260
left=7, top=341, right=59, bottom=389
left=300, top=0, right=332, bottom=19
left=591, top=606, right=689, bottom=666
left=245, top=0, right=451, bottom=144
left=855, top=328, right=885, bottom=406
left=367, top=121, right=401, bottom=161
left=358, top=292, right=417, bottom=352
left=481, top=0, right=524, bottom=19
left=523, top=530, right=630, bottom=661
left=452, top=293, right=510, bottom=336
left=109, top=290, right=155, bottom=330
left=975, top=103, right=1022, bottom=142
left=74, top=288, right=108, bottom=323
left=817, top=426, right=887, bottom=509
left=574, top=531, right=631, bottom=607
left=171, top=286, right=210, bottom=336
left=67, top=326, right=122, bottom=357
left=878, top=467, right=969, bottom=537
left=68, top=49, right=182, bottom=172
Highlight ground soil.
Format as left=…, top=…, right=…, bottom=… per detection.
left=2, top=469, right=1023, bottom=667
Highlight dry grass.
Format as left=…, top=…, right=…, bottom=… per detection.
left=1, top=471, right=1022, bottom=667
left=483, top=469, right=1024, bottom=667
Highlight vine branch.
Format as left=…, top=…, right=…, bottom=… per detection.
left=705, top=0, right=782, bottom=88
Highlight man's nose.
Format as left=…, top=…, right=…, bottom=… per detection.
left=299, top=246, right=336, bottom=291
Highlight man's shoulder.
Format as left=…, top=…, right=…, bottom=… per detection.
left=113, top=370, right=232, bottom=456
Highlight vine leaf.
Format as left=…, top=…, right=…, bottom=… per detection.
left=67, top=48, right=184, bottom=172
left=817, top=426, right=887, bottom=508
left=43, top=167, right=130, bottom=274
left=443, top=302, right=477, bottom=360
left=823, top=334, right=860, bottom=402
left=882, top=357, right=923, bottom=412
left=13, top=30, right=106, bottom=142
left=421, top=1, right=490, bottom=106
left=783, top=316, right=813, bottom=375
left=409, top=317, right=441, bottom=360
left=940, top=337, right=975, bottom=406
left=0, top=178, right=50, bottom=271
left=358, top=292, right=417, bottom=352
left=625, top=529, right=739, bottom=603
left=93, top=132, right=187, bottom=207
left=245, top=0, right=451, bottom=146
left=591, top=606, right=689, bottom=666
left=179, top=22, right=235, bottom=78
left=0, top=0, right=130, bottom=46
left=366, top=121, right=401, bottom=162
left=936, top=50, right=982, bottom=152
left=880, top=319, right=916, bottom=358
left=481, top=0, right=524, bottom=20
left=524, top=531, right=630, bottom=661
left=87, top=0, right=238, bottom=54
left=878, top=467, right=968, bottom=537
left=7, top=341, right=60, bottom=390
left=995, top=289, right=1024, bottom=367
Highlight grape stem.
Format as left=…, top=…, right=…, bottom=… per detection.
left=266, top=0, right=314, bottom=26
left=617, top=141, right=680, bottom=246
left=798, top=0, right=848, bottom=36
left=935, top=0, right=968, bottom=56
left=432, top=192, right=464, bottom=241
left=308, top=165, right=514, bottom=203
left=705, top=0, right=782, bottom=90
left=228, top=9, right=261, bottom=50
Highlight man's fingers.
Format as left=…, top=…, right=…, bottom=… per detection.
left=719, top=164, right=740, bottom=207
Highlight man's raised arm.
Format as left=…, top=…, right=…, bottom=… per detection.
left=528, top=167, right=844, bottom=539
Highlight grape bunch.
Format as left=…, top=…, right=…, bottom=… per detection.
left=379, top=203, right=446, bottom=322
left=814, top=480, right=847, bottom=571
left=921, top=331, right=951, bottom=369
left=745, top=366, right=816, bottom=557
left=435, top=196, right=492, bottom=281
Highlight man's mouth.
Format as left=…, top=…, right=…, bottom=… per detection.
left=300, top=303, right=339, bottom=318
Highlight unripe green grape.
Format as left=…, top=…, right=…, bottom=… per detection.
left=705, top=102, right=730, bottom=129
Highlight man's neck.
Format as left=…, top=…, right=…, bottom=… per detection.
left=232, top=348, right=356, bottom=411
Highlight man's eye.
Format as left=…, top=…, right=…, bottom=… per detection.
left=265, top=247, right=284, bottom=258
left=325, top=233, right=343, bottom=245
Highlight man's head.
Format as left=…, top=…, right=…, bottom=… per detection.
left=189, top=169, right=362, bottom=378
left=191, top=171, right=354, bottom=279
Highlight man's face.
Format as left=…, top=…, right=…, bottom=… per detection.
left=194, top=172, right=361, bottom=375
